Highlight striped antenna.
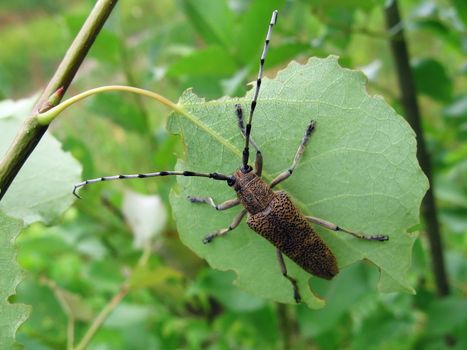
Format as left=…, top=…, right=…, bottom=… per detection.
left=242, top=10, right=278, bottom=171
left=73, top=171, right=235, bottom=198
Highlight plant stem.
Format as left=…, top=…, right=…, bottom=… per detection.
left=384, top=0, right=450, bottom=296
left=0, top=0, right=118, bottom=201
left=36, top=85, right=183, bottom=125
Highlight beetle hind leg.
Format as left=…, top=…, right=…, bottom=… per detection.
left=306, top=216, right=389, bottom=241
left=276, top=249, right=301, bottom=303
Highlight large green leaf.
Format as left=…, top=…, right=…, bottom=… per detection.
left=168, top=56, right=427, bottom=308
left=0, top=211, right=30, bottom=349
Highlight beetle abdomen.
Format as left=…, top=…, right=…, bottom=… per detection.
left=247, top=191, right=339, bottom=280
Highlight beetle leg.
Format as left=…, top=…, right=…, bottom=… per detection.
left=187, top=196, right=240, bottom=210
left=276, top=249, right=301, bottom=303
left=203, top=209, right=247, bottom=243
left=306, top=216, right=389, bottom=241
left=270, top=120, right=316, bottom=188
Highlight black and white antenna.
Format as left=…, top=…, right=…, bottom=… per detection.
left=72, top=171, right=234, bottom=198
left=72, top=10, right=278, bottom=197
left=242, top=10, right=278, bottom=171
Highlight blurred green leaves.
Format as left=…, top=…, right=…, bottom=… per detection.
left=412, top=58, right=453, bottom=102
left=169, top=0, right=285, bottom=98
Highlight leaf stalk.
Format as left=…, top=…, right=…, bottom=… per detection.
left=36, top=85, right=183, bottom=125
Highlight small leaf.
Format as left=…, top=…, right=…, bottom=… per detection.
left=167, top=57, right=428, bottom=308
left=0, top=211, right=30, bottom=349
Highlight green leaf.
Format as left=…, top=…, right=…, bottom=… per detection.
left=234, top=0, right=284, bottom=65
left=183, top=0, right=234, bottom=49
left=452, top=0, right=467, bottom=26
left=197, top=270, right=265, bottom=312
left=443, top=95, right=467, bottom=121
left=168, top=56, right=427, bottom=308
left=297, top=263, right=378, bottom=337
left=0, top=211, right=30, bottom=349
left=412, top=58, right=453, bottom=102
left=167, top=46, right=237, bottom=78
left=0, top=98, right=82, bottom=225
left=425, top=296, right=467, bottom=336
left=309, top=0, right=383, bottom=11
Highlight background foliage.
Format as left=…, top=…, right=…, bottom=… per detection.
left=0, top=0, right=466, bottom=349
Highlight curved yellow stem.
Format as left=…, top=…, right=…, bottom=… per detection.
left=36, top=85, right=184, bottom=125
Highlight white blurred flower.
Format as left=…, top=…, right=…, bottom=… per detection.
left=122, top=190, right=167, bottom=249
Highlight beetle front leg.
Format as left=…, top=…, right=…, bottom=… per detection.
left=187, top=196, right=240, bottom=210
left=270, top=120, right=315, bottom=188
left=306, top=216, right=389, bottom=241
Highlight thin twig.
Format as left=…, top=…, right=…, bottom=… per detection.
left=73, top=284, right=129, bottom=350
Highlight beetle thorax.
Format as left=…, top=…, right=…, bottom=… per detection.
left=233, top=169, right=275, bottom=215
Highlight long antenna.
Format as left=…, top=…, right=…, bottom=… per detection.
left=242, top=10, right=278, bottom=171
left=73, top=171, right=235, bottom=198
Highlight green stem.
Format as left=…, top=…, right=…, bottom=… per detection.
left=36, top=85, right=183, bottom=125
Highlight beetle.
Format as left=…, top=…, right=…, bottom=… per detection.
left=73, top=10, right=388, bottom=302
